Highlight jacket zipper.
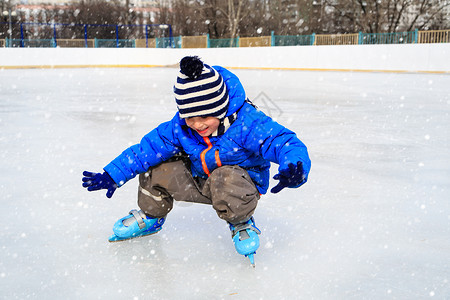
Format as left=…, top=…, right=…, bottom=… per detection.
left=200, top=136, right=222, bottom=177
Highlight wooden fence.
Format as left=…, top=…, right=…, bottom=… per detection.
left=418, top=30, right=449, bottom=43
left=314, top=33, right=359, bottom=45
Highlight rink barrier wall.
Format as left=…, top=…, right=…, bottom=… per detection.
left=0, top=43, right=449, bottom=74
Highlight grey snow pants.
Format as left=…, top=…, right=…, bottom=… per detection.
left=137, top=158, right=260, bottom=224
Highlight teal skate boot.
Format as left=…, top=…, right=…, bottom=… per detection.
left=229, top=217, right=261, bottom=267
left=108, top=209, right=165, bottom=242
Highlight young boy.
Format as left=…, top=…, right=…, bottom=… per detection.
left=82, top=56, right=311, bottom=266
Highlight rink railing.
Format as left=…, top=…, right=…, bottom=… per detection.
left=0, top=27, right=449, bottom=48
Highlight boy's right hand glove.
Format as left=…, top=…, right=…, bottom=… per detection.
left=82, top=171, right=117, bottom=198
left=271, top=161, right=307, bottom=194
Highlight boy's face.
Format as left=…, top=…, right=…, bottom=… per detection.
left=185, top=116, right=220, bottom=137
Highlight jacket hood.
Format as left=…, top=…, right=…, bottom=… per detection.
left=211, top=66, right=246, bottom=117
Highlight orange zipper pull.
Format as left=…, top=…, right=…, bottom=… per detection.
left=200, top=137, right=213, bottom=177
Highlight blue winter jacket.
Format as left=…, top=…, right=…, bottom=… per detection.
left=104, top=66, right=311, bottom=194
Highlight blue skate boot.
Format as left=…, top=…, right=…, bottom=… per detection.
left=229, top=217, right=261, bottom=267
left=108, top=209, right=166, bottom=242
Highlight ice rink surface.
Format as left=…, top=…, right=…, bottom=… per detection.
left=1, top=67, right=449, bottom=299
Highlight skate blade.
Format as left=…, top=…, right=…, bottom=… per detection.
left=247, top=253, right=256, bottom=268
left=108, top=228, right=161, bottom=243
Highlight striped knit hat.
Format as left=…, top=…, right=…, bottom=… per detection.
left=174, top=56, right=229, bottom=119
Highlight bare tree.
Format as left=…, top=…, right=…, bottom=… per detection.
left=201, top=0, right=229, bottom=38
left=256, top=0, right=326, bottom=35
left=7, top=0, right=449, bottom=42
left=155, top=0, right=172, bottom=25
left=32, top=0, right=136, bottom=40
left=217, top=0, right=249, bottom=39
left=403, top=0, right=450, bottom=31
left=183, top=0, right=252, bottom=38
left=325, top=0, right=450, bottom=33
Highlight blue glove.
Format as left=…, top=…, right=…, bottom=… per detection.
left=82, top=171, right=117, bottom=198
left=271, top=161, right=307, bottom=194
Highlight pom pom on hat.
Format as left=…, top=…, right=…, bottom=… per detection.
left=180, top=56, right=204, bottom=79
left=174, top=56, right=229, bottom=119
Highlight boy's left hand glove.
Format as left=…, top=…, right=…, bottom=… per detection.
left=271, top=161, right=306, bottom=194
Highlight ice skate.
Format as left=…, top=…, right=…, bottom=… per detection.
left=108, top=209, right=165, bottom=242
left=229, top=217, right=261, bottom=267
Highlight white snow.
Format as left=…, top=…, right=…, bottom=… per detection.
left=0, top=67, right=449, bottom=299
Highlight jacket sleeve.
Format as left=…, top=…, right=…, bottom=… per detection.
left=242, top=106, right=311, bottom=178
left=103, top=116, right=182, bottom=187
